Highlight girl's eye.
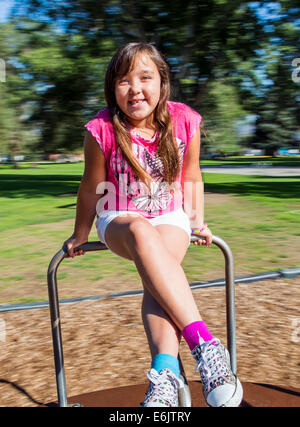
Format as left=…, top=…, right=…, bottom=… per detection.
left=142, top=75, right=151, bottom=80
left=118, top=78, right=128, bottom=85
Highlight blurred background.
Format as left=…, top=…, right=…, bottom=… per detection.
left=0, top=0, right=299, bottom=160
left=0, top=1, right=300, bottom=407
left=0, top=0, right=300, bottom=303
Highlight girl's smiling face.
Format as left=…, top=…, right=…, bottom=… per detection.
left=114, top=53, right=161, bottom=128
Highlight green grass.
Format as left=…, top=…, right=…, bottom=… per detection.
left=200, top=156, right=300, bottom=167
left=203, top=172, right=300, bottom=202
left=0, top=161, right=299, bottom=304
left=0, top=163, right=83, bottom=231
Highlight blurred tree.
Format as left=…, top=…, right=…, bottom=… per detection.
left=0, top=22, right=36, bottom=164
left=12, top=1, right=266, bottom=104
left=245, top=1, right=300, bottom=155
left=9, top=0, right=299, bottom=155
left=201, top=80, right=247, bottom=155
left=9, top=18, right=114, bottom=154
left=251, top=48, right=300, bottom=155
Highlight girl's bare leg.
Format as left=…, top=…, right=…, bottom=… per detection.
left=141, top=224, right=192, bottom=358
left=142, top=287, right=181, bottom=358
left=105, top=215, right=202, bottom=332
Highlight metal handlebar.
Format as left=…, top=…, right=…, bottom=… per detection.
left=47, top=235, right=236, bottom=407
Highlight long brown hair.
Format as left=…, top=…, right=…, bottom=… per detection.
left=105, top=42, right=180, bottom=186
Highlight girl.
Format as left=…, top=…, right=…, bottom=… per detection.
left=64, top=42, right=243, bottom=407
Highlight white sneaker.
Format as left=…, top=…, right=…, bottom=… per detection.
left=192, top=337, right=243, bottom=407
left=141, top=368, right=184, bottom=407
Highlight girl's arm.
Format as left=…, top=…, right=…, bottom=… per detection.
left=181, top=128, right=212, bottom=247
left=64, top=131, right=107, bottom=257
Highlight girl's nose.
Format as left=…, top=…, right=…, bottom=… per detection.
left=129, top=79, right=142, bottom=95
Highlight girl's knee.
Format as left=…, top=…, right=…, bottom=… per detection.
left=126, top=218, right=160, bottom=253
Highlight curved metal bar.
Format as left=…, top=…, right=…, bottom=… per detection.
left=190, top=234, right=237, bottom=374
left=47, top=243, right=107, bottom=407
left=47, top=235, right=236, bottom=406
left=47, top=249, right=68, bottom=407
left=212, top=236, right=237, bottom=375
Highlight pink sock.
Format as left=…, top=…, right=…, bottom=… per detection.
left=182, top=321, right=214, bottom=351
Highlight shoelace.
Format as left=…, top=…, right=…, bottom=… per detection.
left=194, top=336, right=228, bottom=385
left=146, top=369, right=184, bottom=403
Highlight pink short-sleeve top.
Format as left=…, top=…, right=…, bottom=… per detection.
left=84, top=101, right=201, bottom=218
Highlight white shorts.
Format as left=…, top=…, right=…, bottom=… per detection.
left=96, top=207, right=191, bottom=248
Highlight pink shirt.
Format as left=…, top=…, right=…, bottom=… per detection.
left=85, top=101, right=202, bottom=218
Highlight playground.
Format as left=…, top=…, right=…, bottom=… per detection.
left=1, top=275, right=299, bottom=406
left=2, top=0, right=300, bottom=407
left=0, top=162, right=299, bottom=406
